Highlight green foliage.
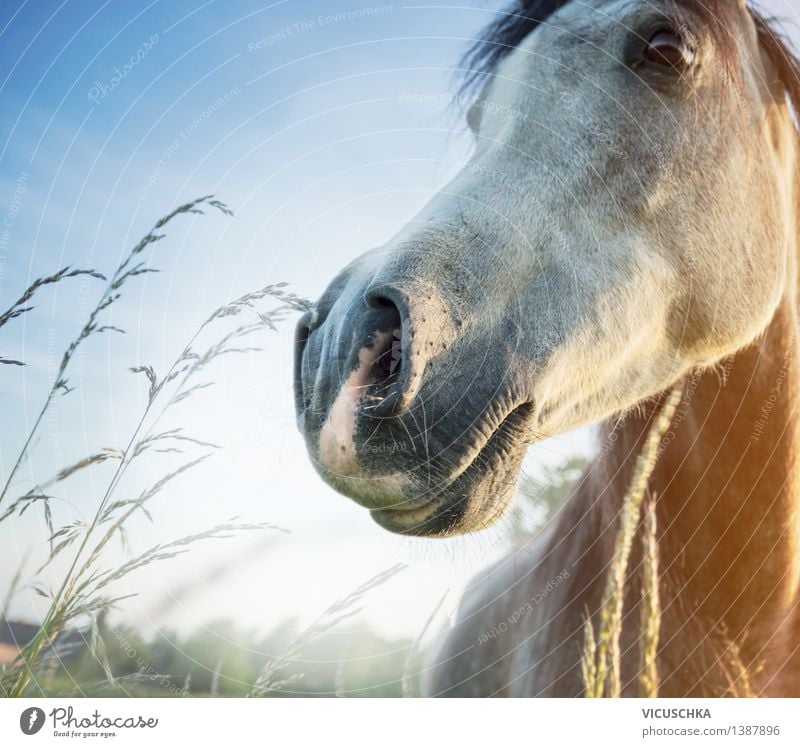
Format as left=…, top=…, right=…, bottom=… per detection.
left=43, top=619, right=412, bottom=697
left=509, top=456, right=588, bottom=545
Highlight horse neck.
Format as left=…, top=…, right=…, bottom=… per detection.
left=595, top=296, right=800, bottom=694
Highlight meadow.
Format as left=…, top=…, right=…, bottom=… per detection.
left=0, top=195, right=668, bottom=697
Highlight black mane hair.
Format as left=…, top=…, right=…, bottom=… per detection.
left=459, top=0, right=567, bottom=92
left=461, top=0, right=800, bottom=120
left=754, top=11, right=800, bottom=116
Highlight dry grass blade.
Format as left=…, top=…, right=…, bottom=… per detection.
left=84, top=521, right=269, bottom=598
left=0, top=491, right=56, bottom=526
left=181, top=671, right=193, bottom=698
left=723, top=638, right=757, bottom=697
left=130, top=366, right=158, bottom=404
left=1, top=195, right=309, bottom=698
left=89, top=614, right=115, bottom=686
left=206, top=282, right=311, bottom=326
left=583, top=384, right=682, bottom=698
left=54, top=450, right=125, bottom=483
left=36, top=522, right=88, bottom=574
left=0, top=267, right=105, bottom=331
left=581, top=611, right=598, bottom=694
left=131, top=429, right=219, bottom=460
left=0, top=196, right=231, bottom=511
left=76, top=455, right=214, bottom=585
left=0, top=197, right=284, bottom=697
left=402, top=591, right=448, bottom=697
left=210, top=658, right=223, bottom=698
left=334, top=635, right=354, bottom=697
left=249, top=564, right=407, bottom=696
left=639, top=496, right=660, bottom=698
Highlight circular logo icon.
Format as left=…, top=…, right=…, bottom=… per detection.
left=20, top=707, right=45, bottom=736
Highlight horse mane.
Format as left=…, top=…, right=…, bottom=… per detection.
left=753, top=12, right=800, bottom=123
left=461, top=0, right=800, bottom=128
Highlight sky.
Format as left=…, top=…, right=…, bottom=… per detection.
left=0, top=0, right=797, bottom=645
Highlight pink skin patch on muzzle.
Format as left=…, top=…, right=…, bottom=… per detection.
left=318, top=331, right=391, bottom=477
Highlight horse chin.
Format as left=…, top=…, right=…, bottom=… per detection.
left=369, top=403, right=534, bottom=537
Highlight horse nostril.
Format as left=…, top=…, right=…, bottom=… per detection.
left=363, top=293, right=409, bottom=414
left=368, top=296, right=403, bottom=383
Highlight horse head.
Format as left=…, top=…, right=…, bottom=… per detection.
left=294, top=0, right=800, bottom=537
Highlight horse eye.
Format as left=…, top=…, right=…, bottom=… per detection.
left=644, top=30, right=694, bottom=68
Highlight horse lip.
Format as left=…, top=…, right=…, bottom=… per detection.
left=369, top=402, right=534, bottom=535
left=446, top=401, right=535, bottom=483
left=370, top=495, right=444, bottom=534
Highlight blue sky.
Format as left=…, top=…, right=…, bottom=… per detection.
left=1, top=0, right=797, bottom=641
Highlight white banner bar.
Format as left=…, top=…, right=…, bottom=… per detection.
left=1, top=698, right=798, bottom=746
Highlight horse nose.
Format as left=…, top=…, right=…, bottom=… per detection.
left=293, top=310, right=314, bottom=425
left=293, top=287, right=415, bottom=431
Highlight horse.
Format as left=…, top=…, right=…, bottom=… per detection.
left=293, top=0, right=800, bottom=696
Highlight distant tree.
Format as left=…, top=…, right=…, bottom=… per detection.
left=509, top=456, right=589, bottom=546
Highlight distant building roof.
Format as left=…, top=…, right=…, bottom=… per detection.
left=0, top=620, right=39, bottom=647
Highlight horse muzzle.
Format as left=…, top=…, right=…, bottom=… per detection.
left=293, top=269, right=535, bottom=536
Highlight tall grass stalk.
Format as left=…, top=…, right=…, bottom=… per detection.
left=582, top=384, right=682, bottom=698
left=1, top=196, right=306, bottom=697
left=249, top=564, right=406, bottom=695
left=401, top=591, right=448, bottom=698
left=638, top=496, right=660, bottom=697
left=0, top=197, right=229, bottom=509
